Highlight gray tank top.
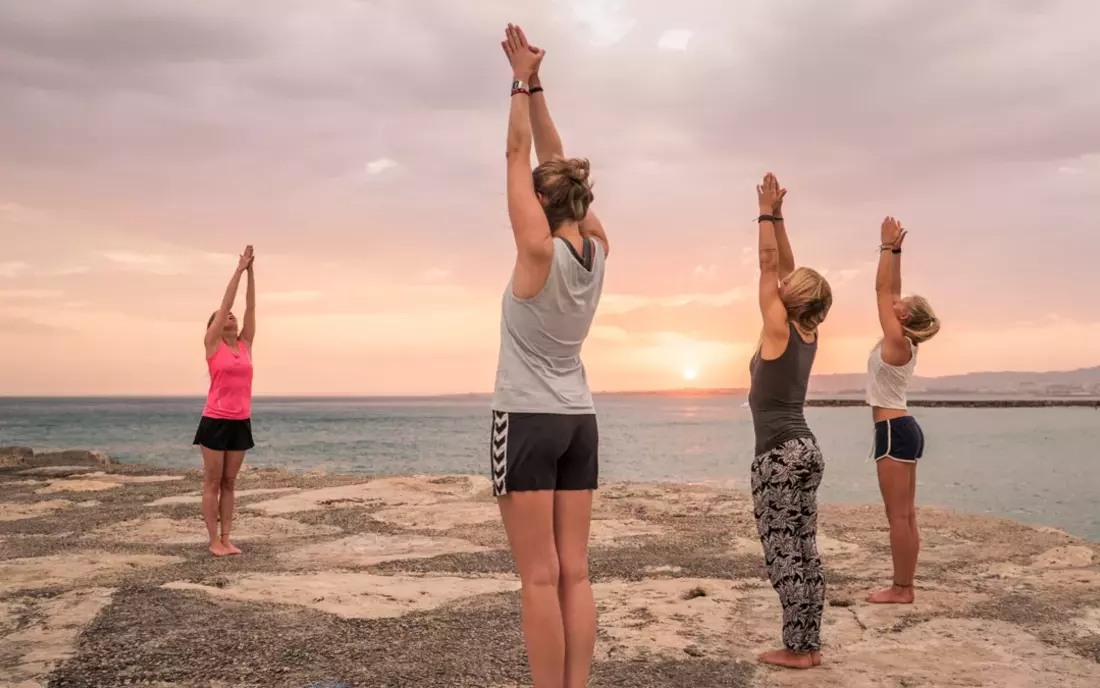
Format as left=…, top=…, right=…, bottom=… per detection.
left=492, top=237, right=606, bottom=414
left=748, top=323, right=817, bottom=455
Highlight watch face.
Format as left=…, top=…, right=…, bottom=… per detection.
left=512, top=79, right=527, bottom=90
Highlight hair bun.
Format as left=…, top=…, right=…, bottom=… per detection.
left=532, top=157, right=595, bottom=229
left=563, top=158, right=590, bottom=184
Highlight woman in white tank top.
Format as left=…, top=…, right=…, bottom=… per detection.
left=496, top=24, right=611, bottom=688
left=867, top=217, right=941, bottom=604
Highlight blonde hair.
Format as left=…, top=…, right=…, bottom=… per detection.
left=532, top=157, right=594, bottom=231
left=783, top=267, right=832, bottom=333
left=901, top=295, right=940, bottom=344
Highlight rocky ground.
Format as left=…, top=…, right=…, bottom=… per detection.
left=1, top=446, right=1098, bottom=687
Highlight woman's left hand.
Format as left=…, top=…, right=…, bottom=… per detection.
left=768, top=173, right=787, bottom=215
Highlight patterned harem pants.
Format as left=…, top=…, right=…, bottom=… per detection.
left=750, top=436, right=825, bottom=653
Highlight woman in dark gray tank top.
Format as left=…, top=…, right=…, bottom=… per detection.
left=495, top=25, right=610, bottom=688
left=750, top=173, right=833, bottom=670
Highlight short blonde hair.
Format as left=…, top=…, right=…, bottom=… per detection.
left=783, top=267, right=832, bottom=333
left=902, top=295, right=940, bottom=344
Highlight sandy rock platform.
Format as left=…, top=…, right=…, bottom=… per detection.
left=1, top=447, right=1098, bottom=687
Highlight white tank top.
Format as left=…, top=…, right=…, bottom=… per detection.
left=492, top=237, right=606, bottom=414
left=866, top=339, right=917, bottom=410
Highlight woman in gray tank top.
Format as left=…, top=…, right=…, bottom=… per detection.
left=867, top=217, right=941, bottom=605
left=494, top=25, right=609, bottom=688
left=750, top=173, right=832, bottom=670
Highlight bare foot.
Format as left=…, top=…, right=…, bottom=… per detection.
left=221, top=539, right=242, bottom=555
left=811, top=651, right=822, bottom=666
left=208, top=541, right=231, bottom=557
left=758, top=649, right=815, bottom=670
left=867, top=584, right=915, bottom=604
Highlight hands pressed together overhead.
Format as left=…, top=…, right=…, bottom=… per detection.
left=501, top=24, right=544, bottom=81
left=881, top=217, right=907, bottom=250
left=237, top=245, right=255, bottom=273
left=756, top=173, right=787, bottom=215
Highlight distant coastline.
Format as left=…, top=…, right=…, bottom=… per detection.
left=599, top=388, right=1100, bottom=406
left=806, top=398, right=1100, bottom=408
left=606, top=389, right=1100, bottom=407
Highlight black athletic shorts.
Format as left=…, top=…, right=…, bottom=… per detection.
left=193, top=416, right=255, bottom=452
left=489, top=411, right=598, bottom=497
left=872, top=415, right=924, bottom=463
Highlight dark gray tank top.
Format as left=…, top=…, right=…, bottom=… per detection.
left=748, top=323, right=817, bottom=455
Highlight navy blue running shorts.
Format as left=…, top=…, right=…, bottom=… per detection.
left=872, top=415, right=924, bottom=463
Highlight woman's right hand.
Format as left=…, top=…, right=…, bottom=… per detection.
left=237, top=245, right=254, bottom=273
left=502, top=24, right=544, bottom=81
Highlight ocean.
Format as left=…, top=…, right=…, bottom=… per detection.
left=1, top=395, right=1097, bottom=540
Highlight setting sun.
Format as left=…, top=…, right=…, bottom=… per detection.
left=682, top=367, right=699, bottom=382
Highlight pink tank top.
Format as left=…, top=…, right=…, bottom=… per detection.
left=202, top=340, right=253, bottom=420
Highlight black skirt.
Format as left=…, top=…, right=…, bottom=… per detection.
left=193, top=416, right=255, bottom=452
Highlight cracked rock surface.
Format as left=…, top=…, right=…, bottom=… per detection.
left=2, top=455, right=1098, bottom=687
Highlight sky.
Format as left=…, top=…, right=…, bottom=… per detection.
left=1, top=0, right=1098, bottom=396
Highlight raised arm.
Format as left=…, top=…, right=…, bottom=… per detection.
left=525, top=61, right=563, bottom=163
left=768, top=173, right=795, bottom=278
left=875, top=217, right=910, bottom=362
left=239, top=256, right=256, bottom=344
left=513, top=27, right=609, bottom=259
left=204, top=246, right=252, bottom=350
left=579, top=210, right=609, bottom=258
left=502, top=25, right=554, bottom=295
left=757, top=175, right=789, bottom=340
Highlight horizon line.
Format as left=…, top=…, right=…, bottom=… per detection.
left=3, top=363, right=1097, bottom=401
left=5, top=389, right=1100, bottom=401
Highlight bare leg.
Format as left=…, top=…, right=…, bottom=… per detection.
left=499, top=491, right=564, bottom=688
left=219, top=451, right=246, bottom=555
left=867, top=458, right=917, bottom=604
left=200, top=447, right=229, bottom=556
left=554, top=491, right=595, bottom=688
left=908, top=465, right=920, bottom=583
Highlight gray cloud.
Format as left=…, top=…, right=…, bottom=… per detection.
left=0, top=315, right=70, bottom=335
left=0, top=0, right=1097, bottom=323
left=4, top=1, right=1095, bottom=184
left=0, top=1, right=268, bottom=65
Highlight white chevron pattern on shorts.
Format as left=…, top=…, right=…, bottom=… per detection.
left=491, top=411, right=508, bottom=496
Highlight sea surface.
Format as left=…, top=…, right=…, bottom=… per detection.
left=1, top=395, right=1097, bottom=540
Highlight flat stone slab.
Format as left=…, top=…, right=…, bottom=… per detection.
left=164, top=573, right=520, bottom=619
left=16, top=466, right=97, bottom=476
left=246, top=475, right=491, bottom=517
left=32, top=472, right=184, bottom=495
left=0, top=553, right=183, bottom=594
left=0, top=499, right=72, bottom=522
left=34, top=480, right=121, bottom=494
left=90, top=516, right=340, bottom=545
left=280, top=533, right=490, bottom=569
left=83, top=472, right=184, bottom=484
left=145, top=487, right=299, bottom=507
left=0, top=588, right=115, bottom=684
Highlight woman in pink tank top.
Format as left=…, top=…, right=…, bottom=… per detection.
left=192, top=245, right=257, bottom=557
